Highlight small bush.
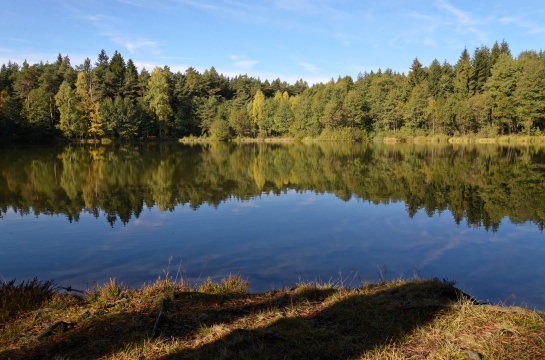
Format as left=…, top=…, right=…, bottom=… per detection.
left=86, top=278, right=131, bottom=304
left=318, top=127, right=367, bottom=142
left=197, top=274, right=249, bottom=294
left=0, top=277, right=57, bottom=321
left=477, top=125, right=500, bottom=138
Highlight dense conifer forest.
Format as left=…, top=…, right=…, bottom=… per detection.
left=1, top=40, right=545, bottom=144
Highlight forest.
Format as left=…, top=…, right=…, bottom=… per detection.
left=1, top=40, right=545, bottom=144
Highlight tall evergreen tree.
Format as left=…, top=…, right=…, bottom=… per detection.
left=453, top=48, right=472, bottom=100
left=123, top=59, right=139, bottom=100
left=427, top=59, right=443, bottom=98
left=407, top=58, right=427, bottom=88
left=109, top=50, right=126, bottom=97
left=470, top=46, right=491, bottom=94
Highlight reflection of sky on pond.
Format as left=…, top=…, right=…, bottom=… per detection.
left=1, top=190, right=544, bottom=310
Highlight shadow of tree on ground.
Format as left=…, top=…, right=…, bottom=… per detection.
left=1, top=290, right=320, bottom=359
left=0, top=280, right=466, bottom=359
left=161, top=281, right=464, bottom=359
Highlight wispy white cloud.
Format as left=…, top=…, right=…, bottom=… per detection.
left=273, top=0, right=320, bottom=14
left=333, top=32, right=353, bottom=47
left=272, top=0, right=344, bottom=18
left=86, top=14, right=120, bottom=23
left=175, top=0, right=219, bottom=11
left=408, top=11, right=441, bottom=33
left=223, top=0, right=259, bottom=11
left=499, top=16, right=545, bottom=34
left=232, top=201, right=260, bottom=215
left=297, top=196, right=317, bottom=206
left=133, top=61, right=190, bottom=73
left=229, top=55, right=258, bottom=69
left=435, top=0, right=488, bottom=42
left=436, top=0, right=474, bottom=26
left=0, top=51, right=89, bottom=67
left=299, top=62, right=319, bottom=73
left=82, top=12, right=162, bottom=55
left=116, top=38, right=160, bottom=53
left=235, top=60, right=259, bottom=68
left=218, top=68, right=330, bottom=85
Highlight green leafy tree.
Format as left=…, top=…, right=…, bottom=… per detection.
left=483, top=54, right=519, bottom=133
left=229, top=106, right=253, bottom=137
left=102, top=96, right=139, bottom=140
left=514, top=56, right=545, bottom=134
left=342, top=88, right=368, bottom=130
left=76, top=70, right=103, bottom=139
left=273, top=91, right=293, bottom=135
left=55, top=81, right=85, bottom=138
left=38, top=62, right=63, bottom=124
left=25, top=87, right=52, bottom=133
left=0, top=91, right=24, bottom=142
left=404, top=83, right=429, bottom=131
left=13, top=60, right=39, bottom=111
left=198, top=96, right=219, bottom=135
left=368, top=70, right=406, bottom=132
left=145, top=66, right=173, bottom=139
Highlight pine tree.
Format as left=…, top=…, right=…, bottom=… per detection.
left=122, top=59, right=139, bottom=101
left=407, top=58, right=426, bottom=88
left=427, top=59, right=442, bottom=98
left=470, top=46, right=491, bottom=94
left=109, top=51, right=126, bottom=97
left=453, top=48, right=472, bottom=100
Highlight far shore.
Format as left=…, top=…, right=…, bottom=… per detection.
left=177, top=133, right=545, bottom=146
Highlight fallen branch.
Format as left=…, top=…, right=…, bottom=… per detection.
left=37, top=321, right=75, bottom=340
left=152, top=298, right=167, bottom=338
left=59, top=286, right=85, bottom=294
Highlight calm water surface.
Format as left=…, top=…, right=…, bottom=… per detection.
left=1, top=143, right=544, bottom=310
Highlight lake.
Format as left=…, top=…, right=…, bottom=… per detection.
left=1, top=142, right=544, bottom=310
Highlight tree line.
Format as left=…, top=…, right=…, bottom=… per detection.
left=1, top=40, right=545, bottom=143
left=1, top=143, right=545, bottom=231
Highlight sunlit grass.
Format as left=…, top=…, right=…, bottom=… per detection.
left=0, top=276, right=543, bottom=359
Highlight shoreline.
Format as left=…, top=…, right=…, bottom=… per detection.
left=177, top=134, right=545, bottom=146
left=1, top=276, right=544, bottom=359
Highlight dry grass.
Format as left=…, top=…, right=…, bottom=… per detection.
left=0, top=278, right=57, bottom=321
left=0, top=277, right=543, bottom=359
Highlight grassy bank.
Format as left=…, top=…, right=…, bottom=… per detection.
left=1, top=277, right=544, bottom=359
left=179, top=133, right=545, bottom=146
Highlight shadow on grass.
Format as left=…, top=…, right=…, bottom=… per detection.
left=0, top=290, right=303, bottom=359
left=0, top=280, right=465, bottom=359
left=163, top=280, right=463, bottom=359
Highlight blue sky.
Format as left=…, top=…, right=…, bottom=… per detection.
left=2, top=0, right=545, bottom=83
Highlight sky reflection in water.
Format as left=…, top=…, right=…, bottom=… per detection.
left=2, top=190, right=544, bottom=310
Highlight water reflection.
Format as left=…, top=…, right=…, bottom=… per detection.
left=1, top=142, right=545, bottom=230
left=1, top=143, right=545, bottom=309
